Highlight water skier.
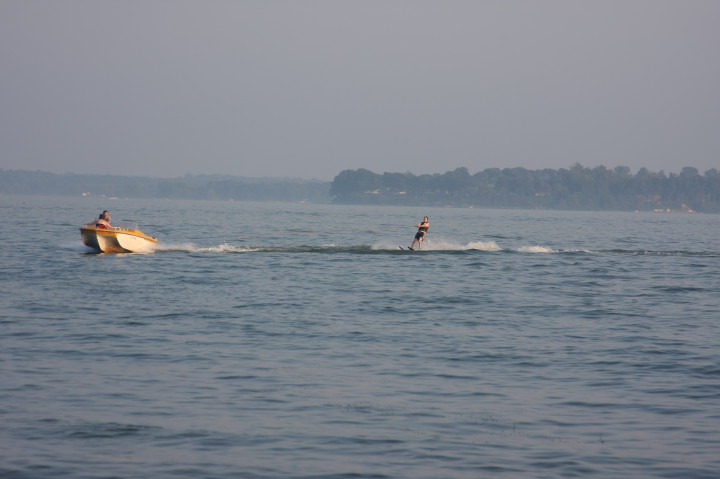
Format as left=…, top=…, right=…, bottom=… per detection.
left=409, top=216, right=429, bottom=250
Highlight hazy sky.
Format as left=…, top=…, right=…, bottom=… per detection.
left=1, top=1, right=718, bottom=180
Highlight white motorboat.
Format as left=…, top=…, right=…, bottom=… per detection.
left=80, top=224, right=158, bottom=253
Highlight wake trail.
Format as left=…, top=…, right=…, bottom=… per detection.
left=149, top=239, right=555, bottom=254
left=82, top=239, right=716, bottom=256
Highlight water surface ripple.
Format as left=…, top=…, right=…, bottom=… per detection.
left=1, top=196, right=719, bottom=478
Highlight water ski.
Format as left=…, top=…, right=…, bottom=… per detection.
left=399, top=246, right=414, bottom=251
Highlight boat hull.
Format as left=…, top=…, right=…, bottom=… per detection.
left=80, top=226, right=158, bottom=253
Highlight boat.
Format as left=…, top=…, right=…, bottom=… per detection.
left=80, top=224, right=158, bottom=253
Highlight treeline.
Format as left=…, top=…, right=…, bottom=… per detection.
left=330, top=165, right=720, bottom=213
left=0, top=170, right=331, bottom=203
left=4, top=166, right=719, bottom=212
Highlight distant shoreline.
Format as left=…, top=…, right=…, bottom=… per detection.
left=2, top=166, right=718, bottom=213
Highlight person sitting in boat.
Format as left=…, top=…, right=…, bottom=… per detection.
left=95, top=210, right=119, bottom=230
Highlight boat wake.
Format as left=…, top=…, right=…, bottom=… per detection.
left=154, top=242, right=375, bottom=254
left=152, top=239, right=557, bottom=255
left=408, top=238, right=503, bottom=251
left=69, top=240, right=717, bottom=257
left=599, top=248, right=719, bottom=257
left=517, top=245, right=556, bottom=253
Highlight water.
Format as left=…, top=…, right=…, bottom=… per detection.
left=1, top=195, right=719, bottom=478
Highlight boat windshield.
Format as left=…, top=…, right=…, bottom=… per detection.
left=116, top=219, right=140, bottom=230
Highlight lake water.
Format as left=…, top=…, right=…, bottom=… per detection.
left=1, top=195, right=719, bottom=479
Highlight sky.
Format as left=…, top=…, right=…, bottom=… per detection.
left=1, top=1, right=718, bottom=180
